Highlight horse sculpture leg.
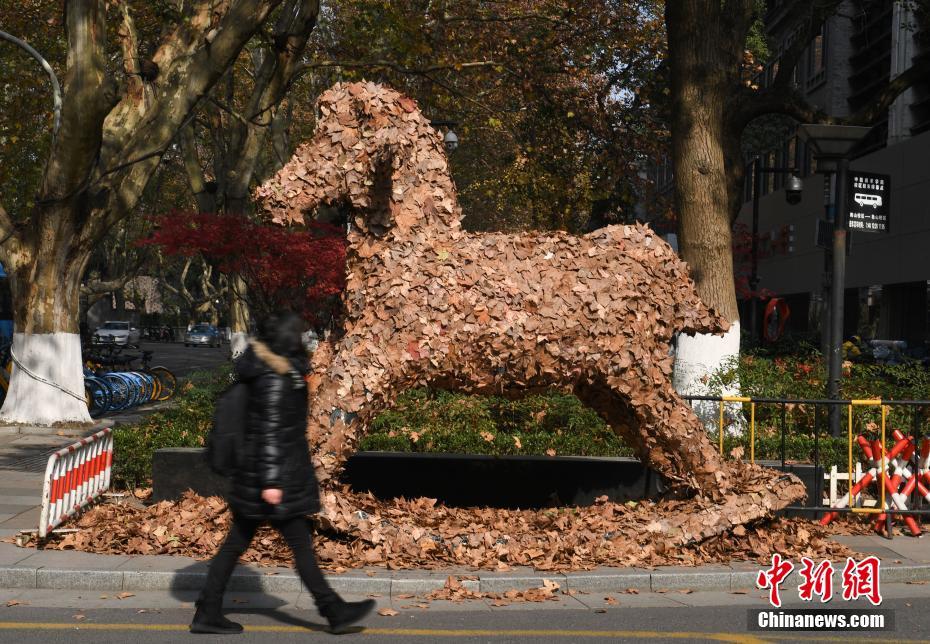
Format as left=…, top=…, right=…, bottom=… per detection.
left=574, top=361, right=732, bottom=500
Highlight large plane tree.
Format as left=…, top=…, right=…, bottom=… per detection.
left=0, top=0, right=296, bottom=424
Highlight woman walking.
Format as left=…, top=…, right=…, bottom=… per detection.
left=191, top=311, right=373, bottom=634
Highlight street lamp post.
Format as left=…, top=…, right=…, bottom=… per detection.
left=797, top=124, right=871, bottom=436
left=748, top=158, right=803, bottom=346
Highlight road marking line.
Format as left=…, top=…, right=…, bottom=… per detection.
left=0, top=622, right=909, bottom=642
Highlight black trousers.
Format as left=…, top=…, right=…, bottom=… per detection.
left=199, top=514, right=338, bottom=609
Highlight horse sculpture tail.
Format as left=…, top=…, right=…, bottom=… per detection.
left=623, top=223, right=730, bottom=338
left=674, top=275, right=731, bottom=338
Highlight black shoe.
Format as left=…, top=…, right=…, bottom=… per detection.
left=189, top=603, right=244, bottom=635
left=322, top=598, right=376, bottom=633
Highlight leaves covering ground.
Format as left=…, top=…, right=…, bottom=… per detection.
left=29, top=490, right=863, bottom=573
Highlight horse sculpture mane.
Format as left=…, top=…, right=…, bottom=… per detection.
left=255, top=81, right=805, bottom=544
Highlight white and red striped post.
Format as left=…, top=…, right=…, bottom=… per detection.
left=39, top=428, right=113, bottom=538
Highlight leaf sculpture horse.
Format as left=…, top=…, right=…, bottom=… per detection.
left=255, top=82, right=805, bottom=544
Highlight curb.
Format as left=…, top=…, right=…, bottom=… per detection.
left=3, top=563, right=930, bottom=595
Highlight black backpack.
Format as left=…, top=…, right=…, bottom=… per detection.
left=205, top=381, right=249, bottom=476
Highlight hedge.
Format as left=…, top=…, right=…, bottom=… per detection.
left=111, top=367, right=230, bottom=490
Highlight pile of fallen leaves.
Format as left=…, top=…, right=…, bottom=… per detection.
left=20, top=490, right=860, bottom=571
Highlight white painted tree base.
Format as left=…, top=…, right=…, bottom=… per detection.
left=0, top=333, right=92, bottom=425
left=673, top=321, right=744, bottom=435
left=229, top=332, right=249, bottom=360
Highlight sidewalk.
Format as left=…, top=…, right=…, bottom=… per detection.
left=0, top=393, right=181, bottom=535
left=0, top=422, right=112, bottom=532
left=1, top=535, right=928, bottom=594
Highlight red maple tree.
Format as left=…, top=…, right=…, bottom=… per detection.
left=140, top=211, right=347, bottom=325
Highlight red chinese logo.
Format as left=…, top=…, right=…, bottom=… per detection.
left=798, top=557, right=834, bottom=603
left=842, top=556, right=882, bottom=605
left=757, top=553, right=795, bottom=607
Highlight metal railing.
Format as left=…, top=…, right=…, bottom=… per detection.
left=684, top=395, right=930, bottom=539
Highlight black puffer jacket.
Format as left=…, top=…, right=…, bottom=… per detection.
left=229, top=341, right=320, bottom=520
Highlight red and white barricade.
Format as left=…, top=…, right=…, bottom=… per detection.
left=821, top=429, right=930, bottom=536
left=39, top=428, right=113, bottom=538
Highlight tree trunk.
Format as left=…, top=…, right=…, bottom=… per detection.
left=666, top=1, right=748, bottom=399
left=0, top=229, right=92, bottom=424
left=228, top=274, right=250, bottom=358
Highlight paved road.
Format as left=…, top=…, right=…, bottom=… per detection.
left=125, top=341, right=230, bottom=378
left=0, top=586, right=926, bottom=642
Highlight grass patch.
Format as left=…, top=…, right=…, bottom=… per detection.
left=359, top=388, right=632, bottom=457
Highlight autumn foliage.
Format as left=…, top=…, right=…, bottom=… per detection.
left=140, top=211, right=346, bottom=323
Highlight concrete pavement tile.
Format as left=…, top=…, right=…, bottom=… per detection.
left=0, top=507, right=40, bottom=529
left=0, top=566, right=37, bottom=588
left=0, top=504, right=36, bottom=514
left=479, top=573, right=568, bottom=593
left=834, top=535, right=930, bottom=562
left=0, top=497, right=41, bottom=506
left=36, top=568, right=123, bottom=590
left=0, top=544, right=33, bottom=566
left=113, top=553, right=206, bottom=571
left=0, top=488, right=42, bottom=496
left=16, top=548, right=131, bottom=569
left=879, top=564, right=930, bottom=583
left=650, top=565, right=732, bottom=591
left=563, top=569, right=651, bottom=592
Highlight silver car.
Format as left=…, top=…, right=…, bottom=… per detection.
left=184, top=324, right=221, bottom=348
left=94, top=321, right=141, bottom=346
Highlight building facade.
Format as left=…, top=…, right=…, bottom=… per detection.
left=736, top=0, right=930, bottom=347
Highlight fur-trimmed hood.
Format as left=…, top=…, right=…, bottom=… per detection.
left=235, top=339, right=308, bottom=384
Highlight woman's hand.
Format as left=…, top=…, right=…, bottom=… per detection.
left=262, top=488, right=283, bottom=505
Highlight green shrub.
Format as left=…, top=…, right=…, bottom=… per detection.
left=112, top=367, right=231, bottom=490
left=712, top=432, right=849, bottom=470
left=704, top=352, right=930, bottom=460
left=362, top=388, right=631, bottom=457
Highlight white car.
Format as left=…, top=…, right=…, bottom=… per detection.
left=94, top=321, right=141, bottom=346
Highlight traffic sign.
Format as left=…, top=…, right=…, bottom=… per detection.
left=847, top=171, right=890, bottom=233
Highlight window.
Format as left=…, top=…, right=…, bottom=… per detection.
left=102, top=322, right=129, bottom=330
left=807, top=23, right=826, bottom=86
left=787, top=136, right=798, bottom=171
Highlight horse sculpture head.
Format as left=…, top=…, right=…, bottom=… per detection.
left=255, top=82, right=463, bottom=238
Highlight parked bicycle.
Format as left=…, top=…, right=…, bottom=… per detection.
left=82, top=342, right=177, bottom=417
